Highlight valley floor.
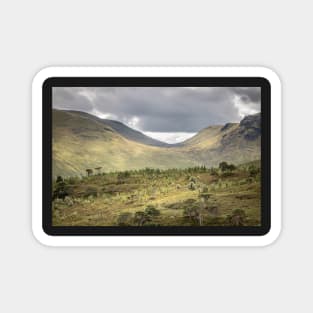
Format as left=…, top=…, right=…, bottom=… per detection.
left=52, top=162, right=261, bottom=227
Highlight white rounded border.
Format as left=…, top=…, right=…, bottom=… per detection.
left=32, top=67, right=281, bottom=247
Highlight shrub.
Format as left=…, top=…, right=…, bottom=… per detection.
left=86, top=168, right=93, bottom=176
left=226, top=209, right=247, bottom=226
left=132, top=205, right=161, bottom=226
left=219, top=162, right=228, bottom=172
left=133, top=211, right=151, bottom=226
left=210, top=168, right=219, bottom=176
left=249, top=165, right=260, bottom=178
left=189, top=176, right=197, bottom=183
left=53, top=176, right=69, bottom=200
left=117, top=212, right=133, bottom=226
left=118, top=171, right=131, bottom=179
left=145, top=205, right=160, bottom=217
left=220, top=170, right=233, bottom=177
left=246, top=177, right=254, bottom=184
left=188, top=181, right=196, bottom=190
left=183, top=206, right=200, bottom=222
left=219, top=162, right=236, bottom=172
left=227, top=164, right=236, bottom=172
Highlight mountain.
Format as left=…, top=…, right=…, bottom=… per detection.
left=64, top=110, right=170, bottom=147
left=101, top=119, right=170, bottom=147
left=179, top=113, right=261, bottom=165
left=52, top=110, right=197, bottom=176
left=52, top=109, right=261, bottom=177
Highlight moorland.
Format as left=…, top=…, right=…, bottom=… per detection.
left=52, top=109, right=261, bottom=226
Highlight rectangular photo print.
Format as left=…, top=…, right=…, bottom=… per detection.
left=51, top=85, right=263, bottom=230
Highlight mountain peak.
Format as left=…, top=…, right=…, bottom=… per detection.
left=239, top=112, right=261, bottom=140
left=240, top=112, right=261, bottom=126
left=53, top=109, right=170, bottom=147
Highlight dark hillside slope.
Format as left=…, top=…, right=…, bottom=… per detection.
left=64, top=110, right=169, bottom=147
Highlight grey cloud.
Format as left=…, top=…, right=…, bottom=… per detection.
left=230, top=87, right=261, bottom=111
left=53, top=86, right=260, bottom=132
left=53, top=87, right=94, bottom=112
left=230, top=87, right=260, bottom=103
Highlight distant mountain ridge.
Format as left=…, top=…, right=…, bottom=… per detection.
left=100, top=119, right=170, bottom=147
left=52, top=109, right=261, bottom=177
left=63, top=110, right=170, bottom=147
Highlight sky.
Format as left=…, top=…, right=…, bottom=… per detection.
left=53, top=87, right=260, bottom=144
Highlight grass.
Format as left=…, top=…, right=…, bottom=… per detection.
left=52, top=162, right=261, bottom=227
left=52, top=110, right=261, bottom=177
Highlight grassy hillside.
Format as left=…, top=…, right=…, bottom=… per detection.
left=52, top=110, right=198, bottom=177
left=65, top=110, right=170, bottom=147
left=52, top=109, right=261, bottom=177
left=180, top=114, right=261, bottom=166
left=52, top=162, right=261, bottom=227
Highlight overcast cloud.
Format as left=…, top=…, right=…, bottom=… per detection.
left=53, top=87, right=260, bottom=143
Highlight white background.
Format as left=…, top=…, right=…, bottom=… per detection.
left=0, top=0, right=311, bottom=312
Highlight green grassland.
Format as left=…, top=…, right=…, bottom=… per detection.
left=52, top=161, right=261, bottom=227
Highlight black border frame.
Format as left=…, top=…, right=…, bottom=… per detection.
left=43, top=77, right=271, bottom=236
